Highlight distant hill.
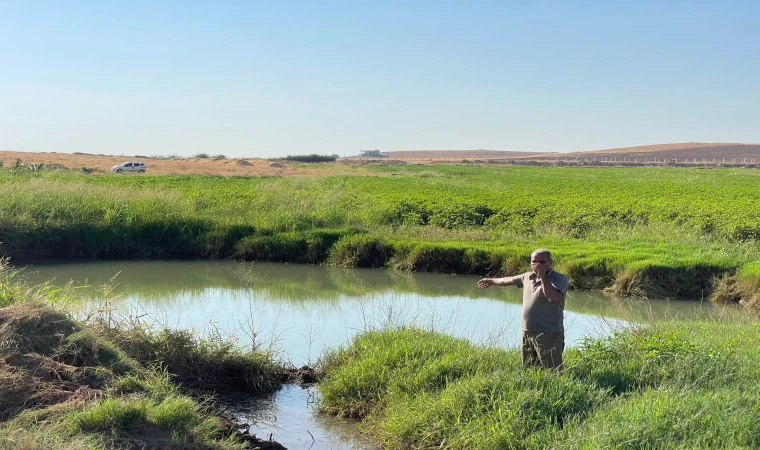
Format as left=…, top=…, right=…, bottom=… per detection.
left=382, top=150, right=544, bottom=159
left=529, top=143, right=760, bottom=160
left=371, top=143, right=760, bottom=161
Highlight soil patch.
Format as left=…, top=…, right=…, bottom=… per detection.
left=0, top=353, right=103, bottom=421
left=285, top=365, right=318, bottom=385
left=0, top=304, right=81, bottom=356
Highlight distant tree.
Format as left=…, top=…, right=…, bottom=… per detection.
left=285, top=154, right=338, bottom=163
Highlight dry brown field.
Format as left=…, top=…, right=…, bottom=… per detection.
left=3, top=142, right=760, bottom=176
left=0, top=151, right=333, bottom=176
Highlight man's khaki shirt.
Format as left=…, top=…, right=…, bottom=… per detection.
left=513, top=269, right=569, bottom=332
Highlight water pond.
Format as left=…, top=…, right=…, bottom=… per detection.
left=23, top=261, right=748, bottom=450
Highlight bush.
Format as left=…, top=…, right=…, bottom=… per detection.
left=328, top=234, right=389, bottom=268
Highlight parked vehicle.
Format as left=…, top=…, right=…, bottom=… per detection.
left=111, top=162, right=147, bottom=173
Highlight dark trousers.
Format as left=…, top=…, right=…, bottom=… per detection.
left=521, top=331, right=565, bottom=370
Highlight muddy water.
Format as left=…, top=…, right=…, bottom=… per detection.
left=23, top=261, right=749, bottom=450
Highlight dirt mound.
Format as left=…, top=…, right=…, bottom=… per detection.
left=0, top=305, right=113, bottom=421
left=235, top=160, right=253, bottom=166
left=268, top=162, right=284, bottom=168
left=0, top=353, right=104, bottom=421
left=0, top=304, right=81, bottom=357
left=45, top=163, right=69, bottom=170
left=0, top=304, right=290, bottom=449
left=285, top=365, right=318, bottom=384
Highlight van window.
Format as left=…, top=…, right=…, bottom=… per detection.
left=125, top=163, right=132, bottom=167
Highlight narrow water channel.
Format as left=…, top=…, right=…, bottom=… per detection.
left=23, top=261, right=749, bottom=450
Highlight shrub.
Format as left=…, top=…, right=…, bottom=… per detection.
left=328, top=234, right=389, bottom=268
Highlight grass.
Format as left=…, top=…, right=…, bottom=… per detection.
left=99, top=324, right=282, bottom=393
left=318, top=319, right=760, bottom=449
left=68, top=397, right=150, bottom=432
left=561, top=386, right=760, bottom=449
left=1, top=165, right=760, bottom=305
left=0, top=262, right=283, bottom=449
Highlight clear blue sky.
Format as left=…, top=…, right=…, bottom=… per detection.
left=1, top=1, right=758, bottom=158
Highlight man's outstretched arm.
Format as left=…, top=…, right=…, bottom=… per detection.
left=477, top=276, right=517, bottom=289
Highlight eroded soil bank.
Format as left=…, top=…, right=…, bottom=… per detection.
left=0, top=302, right=293, bottom=449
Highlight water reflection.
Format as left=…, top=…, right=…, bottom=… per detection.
left=227, top=385, right=375, bottom=450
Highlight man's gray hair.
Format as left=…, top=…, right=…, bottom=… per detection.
left=532, top=248, right=553, bottom=262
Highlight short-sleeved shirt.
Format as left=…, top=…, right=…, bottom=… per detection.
left=512, top=269, right=569, bottom=332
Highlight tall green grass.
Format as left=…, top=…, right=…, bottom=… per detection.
left=318, top=320, right=760, bottom=449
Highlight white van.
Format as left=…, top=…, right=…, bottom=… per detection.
left=111, top=162, right=147, bottom=173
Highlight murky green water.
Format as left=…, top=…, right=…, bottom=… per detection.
left=22, top=260, right=749, bottom=450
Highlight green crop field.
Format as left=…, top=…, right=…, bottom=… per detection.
left=1, top=164, right=759, bottom=305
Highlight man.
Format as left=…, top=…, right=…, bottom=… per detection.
left=477, top=249, right=569, bottom=369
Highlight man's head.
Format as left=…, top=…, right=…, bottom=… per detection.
left=531, top=249, right=553, bottom=272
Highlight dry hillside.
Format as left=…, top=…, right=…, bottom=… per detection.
left=363, top=143, right=760, bottom=161
left=383, top=149, right=544, bottom=159
left=528, top=143, right=760, bottom=160
left=370, top=143, right=760, bottom=161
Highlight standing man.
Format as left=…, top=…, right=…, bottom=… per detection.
left=477, top=249, right=569, bottom=369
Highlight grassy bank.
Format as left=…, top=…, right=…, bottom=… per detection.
left=0, top=260, right=285, bottom=449
left=2, top=165, right=760, bottom=304
left=318, top=320, right=760, bottom=449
